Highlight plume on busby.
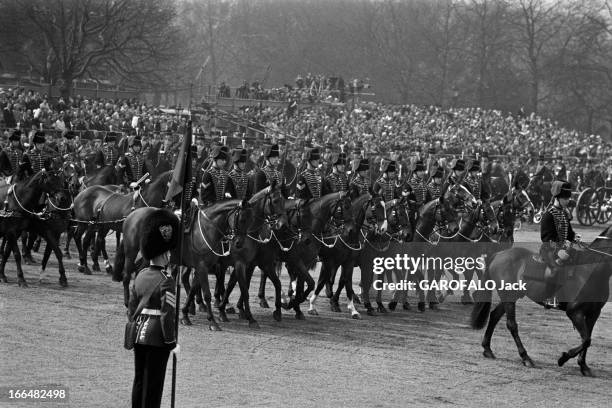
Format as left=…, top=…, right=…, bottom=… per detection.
left=551, top=180, right=572, bottom=199
left=33, top=131, right=46, bottom=144
left=232, top=148, right=248, bottom=163
left=140, top=209, right=180, bottom=260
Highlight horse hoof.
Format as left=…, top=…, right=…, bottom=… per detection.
left=558, top=352, right=570, bottom=367
left=388, top=301, right=397, bottom=311
left=330, top=302, right=341, bottom=313
left=483, top=349, right=496, bottom=359
left=295, top=311, right=305, bottom=320
left=259, top=298, right=270, bottom=308
left=353, top=297, right=361, bottom=305
left=92, top=264, right=101, bottom=273
left=105, top=265, right=113, bottom=275
left=522, top=357, right=536, bottom=368
left=417, top=302, right=426, bottom=312
left=308, top=309, right=319, bottom=316
left=376, top=305, right=387, bottom=314
left=238, top=309, right=248, bottom=320
left=18, top=279, right=28, bottom=288
left=180, top=316, right=192, bottom=326
left=219, top=312, right=229, bottom=323
left=63, top=251, right=71, bottom=260
left=351, top=313, right=362, bottom=320
left=429, top=302, right=439, bottom=310
left=83, top=266, right=92, bottom=276
left=188, top=303, right=195, bottom=316
left=208, top=322, right=222, bottom=331
left=59, top=278, right=68, bottom=287
left=226, top=306, right=236, bottom=314
left=198, top=303, right=207, bottom=312
left=402, top=302, right=411, bottom=311
left=273, top=310, right=282, bottom=322
left=249, top=320, right=260, bottom=329
left=580, top=365, right=594, bottom=377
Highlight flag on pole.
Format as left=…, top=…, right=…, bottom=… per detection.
left=165, top=121, right=193, bottom=203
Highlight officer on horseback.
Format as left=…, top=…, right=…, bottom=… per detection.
left=427, top=167, right=444, bottom=201
left=253, top=143, right=284, bottom=194
left=21, top=131, right=52, bottom=177
left=373, top=160, right=398, bottom=203
left=540, top=180, right=578, bottom=308
left=322, top=152, right=348, bottom=195
left=0, top=130, right=25, bottom=182
left=95, top=132, right=119, bottom=169
left=296, top=147, right=322, bottom=200
left=200, top=145, right=231, bottom=206
left=408, top=160, right=428, bottom=207
left=349, top=158, right=370, bottom=198
left=117, top=137, right=148, bottom=189
left=228, top=147, right=252, bottom=201
left=534, top=152, right=554, bottom=182
left=463, top=159, right=491, bottom=203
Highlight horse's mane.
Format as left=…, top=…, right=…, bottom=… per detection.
left=304, top=192, right=343, bottom=210
left=249, top=185, right=277, bottom=203
left=147, top=170, right=173, bottom=190
left=25, top=170, right=47, bottom=188
left=419, top=199, right=439, bottom=218
left=202, top=199, right=243, bottom=217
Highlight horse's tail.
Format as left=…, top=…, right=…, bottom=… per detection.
left=470, top=253, right=494, bottom=330
left=112, top=238, right=125, bottom=283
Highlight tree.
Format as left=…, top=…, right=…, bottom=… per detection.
left=0, top=0, right=181, bottom=97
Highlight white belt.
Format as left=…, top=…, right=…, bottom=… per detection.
left=141, top=308, right=161, bottom=316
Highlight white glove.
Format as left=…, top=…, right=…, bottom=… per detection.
left=225, top=192, right=232, bottom=198
left=145, top=178, right=151, bottom=184
left=557, top=249, right=570, bottom=261
left=129, top=182, right=138, bottom=189
left=170, top=344, right=180, bottom=359
left=574, top=234, right=582, bottom=242
left=191, top=198, right=199, bottom=206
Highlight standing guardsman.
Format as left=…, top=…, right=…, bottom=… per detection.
left=228, top=147, right=252, bottom=201
left=200, top=145, right=231, bottom=206
left=349, top=158, right=370, bottom=198
left=117, top=137, right=148, bottom=187
left=22, top=131, right=52, bottom=177
left=95, top=132, right=119, bottom=169
left=322, top=152, right=348, bottom=195
left=0, top=130, right=25, bottom=181
left=127, top=209, right=180, bottom=408
left=408, top=160, right=428, bottom=208
left=252, top=143, right=284, bottom=193
left=296, top=147, right=322, bottom=200
left=539, top=180, right=578, bottom=308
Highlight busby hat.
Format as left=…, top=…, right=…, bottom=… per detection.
left=551, top=180, right=572, bottom=199
left=432, top=167, right=444, bottom=179
left=33, top=131, right=46, bottom=144
left=129, top=137, right=142, bottom=147
left=104, top=132, right=117, bottom=143
left=451, top=158, right=466, bottom=171
left=140, top=209, right=179, bottom=260
left=382, top=160, right=397, bottom=173
left=356, top=158, right=369, bottom=172
left=232, top=148, right=248, bottom=163
left=306, top=147, right=320, bottom=162
left=9, top=130, right=21, bottom=141
left=263, top=143, right=279, bottom=158
left=469, top=160, right=481, bottom=172
left=210, top=145, right=228, bottom=160
left=413, top=160, right=426, bottom=172
left=332, top=152, right=347, bottom=166
left=64, top=131, right=76, bottom=140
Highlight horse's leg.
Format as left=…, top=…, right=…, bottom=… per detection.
left=91, top=228, right=105, bottom=272
left=257, top=268, right=269, bottom=307
left=43, top=228, right=67, bottom=287
left=79, top=226, right=93, bottom=275
left=227, top=261, right=258, bottom=328
left=258, top=261, right=282, bottom=322
left=33, top=235, right=42, bottom=252
left=9, top=233, right=27, bottom=287
left=504, top=301, right=535, bottom=367
left=336, top=261, right=360, bottom=319
left=116, top=230, right=121, bottom=252
left=461, top=269, right=475, bottom=304
left=196, top=260, right=221, bottom=331
left=0, top=236, right=8, bottom=283
left=180, top=280, right=200, bottom=326
left=180, top=266, right=196, bottom=316
left=310, top=258, right=333, bottom=315
left=414, top=269, right=426, bottom=312
left=359, top=256, right=376, bottom=316
left=213, top=264, right=224, bottom=308
left=63, top=226, right=74, bottom=258
left=481, top=303, right=506, bottom=359
left=22, top=232, right=36, bottom=264
left=100, top=229, right=113, bottom=275
left=558, top=308, right=598, bottom=377
left=576, top=308, right=600, bottom=377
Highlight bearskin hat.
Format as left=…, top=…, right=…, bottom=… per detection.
left=140, top=209, right=180, bottom=260
left=9, top=130, right=21, bottom=141
left=33, top=131, right=46, bottom=144
left=551, top=180, right=572, bottom=199
left=232, top=148, right=248, bottom=163
left=263, top=143, right=279, bottom=158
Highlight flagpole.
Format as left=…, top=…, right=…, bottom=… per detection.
left=170, top=120, right=192, bottom=408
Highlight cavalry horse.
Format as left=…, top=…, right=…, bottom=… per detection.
left=471, top=225, right=612, bottom=376
left=73, top=170, right=172, bottom=275
left=181, top=183, right=288, bottom=328
left=309, top=193, right=387, bottom=319
left=0, top=169, right=65, bottom=286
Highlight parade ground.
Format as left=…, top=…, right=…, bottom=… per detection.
left=2, top=224, right=612, bottom=408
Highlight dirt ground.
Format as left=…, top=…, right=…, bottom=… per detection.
left=2, top=223, right=612, bottom=408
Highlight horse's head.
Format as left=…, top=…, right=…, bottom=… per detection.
left=514, top=188, right=535, bottom=222
left=62, top=161, right=81, bottom=196
left=250, top=182, right=288, bottom=230
left=332, top=192, right=356, bottom=237
left=480, top=201, right=499, bottom=236
left=358, top=193, right=387, bottom=235
left=231, top=199, right=254, bottom=249
left=386, top=196, right=413, bottom=242
left=47, top=187, right=73, bottom=215
left=29, top=169, right=64, bottom=195
left=444, top=183, right=477, bottom=215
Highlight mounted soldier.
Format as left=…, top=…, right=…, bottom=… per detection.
left=252, top=143, right=285, bottom=195
left=321, top=142, right=334, bottom=176
left=0, top=130, right=25, bottom=182
left=322, top=152, right=348, bottom=195
left=349, top=158, right=370, bottom=198
left=57, top=130, right=77, bottom=160
left=349, top=141, right=364, bottom=177
left=539, top=180, right=578, bottom=308
left=200, top=145, right=232, bottom=207
left=95, top=132, right=119, bottom=169
left=533, top=152, right=553, bottom=182
left=553, top=155, right=567, bottom=181
left=427, top=166, right=444, bottom=201
left=408, top=160, right=428, bottom=208
left=21, top=131, right=53, bottom=177
left=373, top=159, right=398, bottom=203
left=463, top=159, right=491, bottom=203
left=446, top=158, right=466, bottom=186
left=228, top=147, right=252, bottom=201
left=296, top=147, right=322, bottom=200
left=117, top=137, right=148, bottom=189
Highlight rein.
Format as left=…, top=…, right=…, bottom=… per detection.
left=194, top=205, right=243, bottom=257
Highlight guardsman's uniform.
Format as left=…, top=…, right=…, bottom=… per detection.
left=533, top=153, right=554, bottom=182
left=0, top=130, right=24, bottom=178
left=95, top=132, right=119, bottom=168
left=349, top=141, right=364, bottom=177
left=408, top=160, right=428, bottom=207
left=200, top=145, right=230, bottom=206
left=253, top=144, right=283, bottom=193
left=322, top=152, right=348, bottom=195
left=349, top=158, right=370, bottom=198
left=445, top=158, right=466, bottom=187
left=228, top=148, right=251, bottom=200
left=427, top=167, right=444, bottom=201
left=296, top=147, right=322, bottom=200
left=539, top=181, right=575, bottom=307
left=463, top=160, right=491, bottom=202
left=373, top=160, right=398, bottom=202
left=118, top=137, right=148, bottom=183
left=128, top=209, right=179, bottom=408
left=22, top=131, right=52, bottom=176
